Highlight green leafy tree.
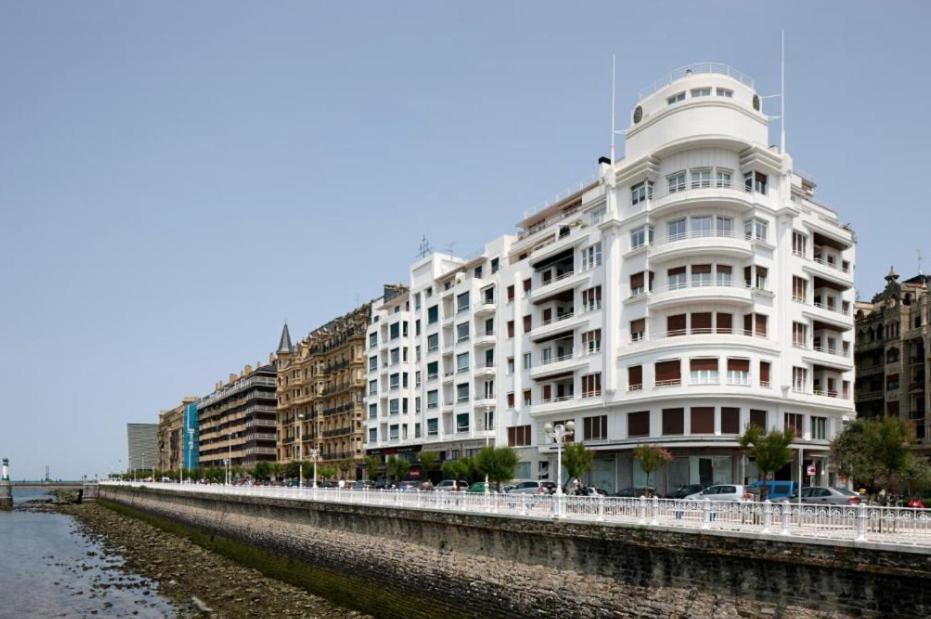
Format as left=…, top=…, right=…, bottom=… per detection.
left=562, top=442, right=595, bottom=482
left=832, top=416, right=931, bottom=502
left=474, top=447, right=519, bottom=491
left=253, top=461, right=272, bottom=482
left=205, top=467, right=225, bottom=484
left=418, top=451, right=439, bottom=480
left=633, top=444, right=674, bottom=493
left=271, top=462, right=285, bottom=482
left=300, top=461, right=314, bottom=484
left=739, top=425, right=795, bottom=501
left=284, top=461, right=300, bottom=480
left=386, top=456, right=411, bottom=484
left=364, top=456, right=381, bottom=482
left=317, top=465, right=336, bottom=481
left=441, top=457, right=473, bottom=482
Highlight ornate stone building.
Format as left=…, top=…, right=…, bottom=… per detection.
left=855, top=268, right=931, bottom=454
left=156, top=396, right=198, bottom=472
left=276, top=302, right=374, bottom=480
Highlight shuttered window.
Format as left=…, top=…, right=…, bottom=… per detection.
left=716, top=312, right=732, bottom=333
left=667, top=314, right=686, bottom=336
left=691, top=407, right=715, bottom=434
left=662, top=408, right=684, bottom=435
left=690, top=358, right=718, bottom=371
left=721, top=407, right=740, bottom=434
left=628, top=365, right=643, bottom=390
left=750, top=409, right=767, bottom=429
left=655, top=360, right=681, bottom=385
left=727, top=359, right=750, bottom=372
left=628, top=411, right=650, bottom=437
left=755, top=314, right=768, bottom=337
left=760, top=361, right=771, bottom=386
left=507, top=425, right=532, bottom=446
left=692, top=312, right=712, bottom=333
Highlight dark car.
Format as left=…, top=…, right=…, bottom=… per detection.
left=669, top=484, right=708, bottom=499
left=612, top=486, right=656, bottom=498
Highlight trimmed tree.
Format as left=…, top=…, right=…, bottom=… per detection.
left=474, top=446, right=519, bottom=491
left=739, top=425, right=795, bottom=501
left=253, top=461, right=271, bottom=482
left=562, top=442, right=594, bottom=486
left=386, top=456, right=411, bottom=485
left=364, top=456, right=381, bottom=482
left=441, top=457, right=473, bottom=482
left=418, top=451, right=439, bottom=481
left=633, top=444, right=674, bottom=493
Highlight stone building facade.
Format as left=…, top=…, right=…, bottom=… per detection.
left=197, top=362, right=278, bottom=468
left=276, top=302, right=373, bottom=480
left=855, top=269, right=931, bottom=454
left=156, top=396, right=198, bottom=472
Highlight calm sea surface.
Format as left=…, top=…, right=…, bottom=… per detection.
left=0, top=488, right=177, bottom=618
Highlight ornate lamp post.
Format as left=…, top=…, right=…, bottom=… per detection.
left=543, top=420, right=575, bottom=496
left=309, top=448, right=319, bottom=488
left=297, top=413, right=305, bottom=488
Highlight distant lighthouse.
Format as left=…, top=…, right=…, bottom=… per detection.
left=0, top=458, right=11, bottom=510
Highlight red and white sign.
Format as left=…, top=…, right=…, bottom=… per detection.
left=806, top=464, right=817, bottom=476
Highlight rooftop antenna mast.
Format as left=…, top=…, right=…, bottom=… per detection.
left=417, top=235, right=432, bottom=259
left=780, top=29, right=786, bottom=155
left=918, top=249, right=924, bottom=276
left=610, top=54, right=616, bottom=164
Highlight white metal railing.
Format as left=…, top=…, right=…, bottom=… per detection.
left=638, top=62, right=755, bottom=100
left=100, top=482, right=931, bottom=548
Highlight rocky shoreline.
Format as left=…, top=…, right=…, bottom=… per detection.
left=52, top=499, right=369, bottom=618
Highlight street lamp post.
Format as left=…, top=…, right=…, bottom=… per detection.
left=543, top=420, right=575, bottom=498
left=484, top=406, right=493, bottom=495
left=297, top=413, right=305, bottom=488
left=309, top=448, right=318, bottom=488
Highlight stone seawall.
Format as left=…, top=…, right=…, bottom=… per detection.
left=100, top=485, right=931, bottom=618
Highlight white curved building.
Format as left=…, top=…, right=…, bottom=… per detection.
left=365, top=63, right=855, bottom=492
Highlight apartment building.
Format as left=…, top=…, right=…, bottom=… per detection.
left=197, top=362, right=277, bottom=468
left=126, top=423, right=158, bottom=472
left=156, top=396, right=198, bottom=472
left=855, top=269, right=930, bottom=455
left=276, top=302, right=372, bottom=480
left=365, top=63, right=856, bottom=492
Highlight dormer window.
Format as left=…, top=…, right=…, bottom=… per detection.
left=690, top=87, right=711, bottom=97
left=744, top=171, right=767, bottom=194
left=716, top=87, right=734, bottom=97
left=666, top=91, right=685, bottom=105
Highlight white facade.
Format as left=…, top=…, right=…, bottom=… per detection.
left=365, top=64, right=856, bottom=492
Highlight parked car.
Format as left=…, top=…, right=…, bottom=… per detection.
left=684, top=484, right=748, bottom=502
left=907, top=498, right=926, bottom=509
left=750, top=480, right=797, bottom=500
left=350, top=480, right=374, bottom=491
left=435, top=479, right=469, bottom=492
left=507, top=480, right=557, bottom=495
left=787, top=486, right=862, bottom=505
left=668, top=484, right=709, bottom=499
left=611, top=486, right=656, bottom=498
left=466, top=482, right=489, bottom=494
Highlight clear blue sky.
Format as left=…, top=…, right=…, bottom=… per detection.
left=2, top=1, right=929, bottom=479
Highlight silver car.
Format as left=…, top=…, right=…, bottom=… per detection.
left=790, top=486, right=861, bottom=505
left=684, top=484, right=749, bottom=502
left=507, top=480, right=557, bottom=495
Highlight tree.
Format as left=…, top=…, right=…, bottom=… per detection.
left=364, top=456, right=381, bottom=481
left=317, top=465, right=336, bottom=481
left=284, top=460, right=301, bottom=480
left=300, top=461, right=314, bottom=484
left=441, top=457, right=473, bottom=482
left=474, top=447, right=519, bottom=491
left=253, top=461, right=272, bottom=482
left=562, top=442, right=594, bottom=483
left=271, top=462, right=285, bottom=482
left=337, top=459, right=354, bottom=480
left=739, top=425, right=794, bottom=501
left=386, top=456, right=411, bottom=484
left=633, top=444, right=674, bottom=492
left=832, top=416, right=931, bottom=501
left=418, top=451, right=439, bottom=480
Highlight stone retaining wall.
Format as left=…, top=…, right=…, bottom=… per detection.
left=100, top=485, right=931, bottom=618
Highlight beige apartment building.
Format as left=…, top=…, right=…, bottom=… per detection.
left=156, top=396, right=197, bottom=471
left=198, top=361, right=278, bottom=468
left=855, top=269, right=931, bottom=454
left=276, top=300, right=376, bottom=480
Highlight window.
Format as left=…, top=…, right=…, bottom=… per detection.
left=507, top=320, right=515, bottom=338
left=691, top=264, right=712, bottom=287
left=690, top=168, right=712, bottom=188
left=792, top=322, right=808, bottom=348
left=582, top=328, right=602, bottom=353
left=716, top=87, right=734, bottom=97
left=389, top=399, right=399, bottom=415
left=427, top=361, right=439, bottom=380
left=666, top=91, right=685, bottom=105
left=668, top=266, right=687, bottom=290
left=390, top=348, right=400, bottom=364
left=716, top=168, right=733, bottom=188
left=690, top=358, right=718, bottom=384
left=630, top=224, right=653, bottom=250
left=427, top=333, right=439, bottom=352
left=744, top=313, right=768, bottom=337
left=811, top=416, right=827, bottom=440
left=744, top=218, right=768, bottom=241
left=667, top=171, right=687, bottom=193
left=427, top=305, right=439, bottom=324
left=581, top=373, right=602, bottom=397
left=716, top=265, right=732, bottom=287
left=456, top=352, right=469, bottom=373
left=663, top=408, right=684, bottom=435
left=667, top=313, right=686, bottom=337
left=427, top=418, right=438, bottom=436
left=629, top=319, right=645, bottom=342
left=690, top=87, right=711, bottom=97
left=491, top=257, right=499, bottom=274
left=628, top=411, right=650, bottom=437
left=508, top=425, right=532, bottom=447
left=631, top=180, right=654, bottom=206
left=456, top=292, right=470, bottom=313
left=792, top=276, right=807, bottom=303
left=760, top=361, right=771, bottom=388
left=691, top=407, right=715, bottom=434
left=368, top=332, right=377, bottom=348
left=389, top=322, right=400, bottom=340
left=506, top=392, right=515, bottom=408
left=368, top=379, right=377, bottom=396
left=368, top=403, right=377, bottom=419
left=427, top=390, right=438, bottom=409
left=584, top=415, right=608, bottom=440
left=582, top=286, right=602, bottom=311
left=667, top=218, right=687, bottom=241
left=523, top=314, right=532, bottom=332
left=523, top=389, right=531, bottom=406
left=691, top=312, right=711, bottom=334
left=750, top=409, right=767, bottom=430
left=792, top=367, right=807, bottom=392
left=785, top=413, right=804, bottom=436
left=581, top=242, right=602, bottom=269
left=655, top=360, right=681, bottom=386
left=589, top=205, right=606, bottom=225
left=744, top=171, right=767, bottom=194
left=690, top=215, right=713, bottom=237
left=630, top=271, right=648, bottom=296
left=721, top=407, right=740, bottom=434
left=482, top=286, right=494, bottom=305
left=389, top=373, right=400, bottom=390
left=628, top=365, right=643, bottom=391
left=726, top=358, right=750, bottom=385
left=522, top=278, right=531, bottom=292
left=368, top=356, right=378, bottom=372
left=716, top=216, right=733, bottom=237
left=456, top=413, right=470, bottom=433
left=522, top=352, right=532, bottom=370
left=716, top=312, right=733, bottom=334
left=456, top=383, right=470, bottom=403
left=456, top=322, right=470, bottom=343
left=369, top=428, right=377, bottom=443
left=792, top=232, right=807, bottom=257
left=507, top=285, right=515, bottom=302
left=474, top=265, right=483, bottom=279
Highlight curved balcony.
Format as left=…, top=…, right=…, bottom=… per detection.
left=647, top=184, right=758, bottom=218
left=649, top=230, right=752, bottom=263
left=473, top=332, right=496, bottom=348
left=529, top=353, right=590, bottom=380
left=618, top=328, right=778, bottom=359
left=529, top=312, right=589, bottom=342
left=474, top=301, right=496, bottom=318
left=649, top=282, right=753, bottom=309
left=529, top=271, right=590, bottom=305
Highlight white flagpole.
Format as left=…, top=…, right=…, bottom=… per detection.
left=780, top=29, right=786, bottom=155
left=610, top=54, right=617, bottom=164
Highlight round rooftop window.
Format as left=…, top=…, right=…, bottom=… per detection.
left=633, top=105, right=643, bottom=124
left=752, top=94, right=761, bottom=111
